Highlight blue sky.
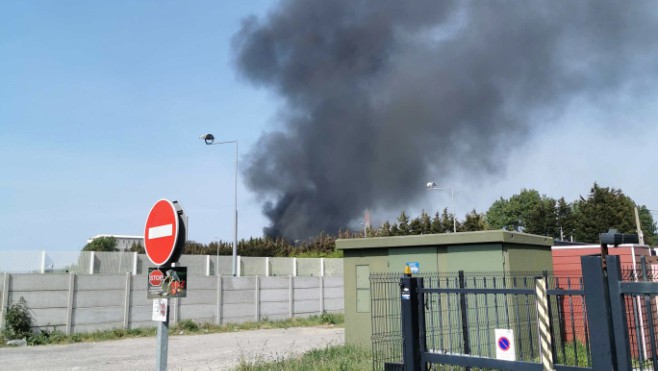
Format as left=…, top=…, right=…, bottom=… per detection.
left=2, top=1, right=658, bottom=252
left=1, top=1, right=277, bottom=250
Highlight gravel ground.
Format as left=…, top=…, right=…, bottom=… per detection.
left=0, top=326, right=344, bottom=371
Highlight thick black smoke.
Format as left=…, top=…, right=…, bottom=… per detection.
left=233, top=0, right=658, bottom=239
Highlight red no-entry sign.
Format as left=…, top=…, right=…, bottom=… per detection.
left=144, top=199, right=186, bottom=266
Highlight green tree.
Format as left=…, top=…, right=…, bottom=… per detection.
left=485, top=189, right=560, bottom=238
left=556, top=197, right=576, bottom=241
left=128, top=242, right=145, bottom=253
left=409, top=216, right=422, bottom=235
left=524, top=197, right=558, bottom=237
left=637, top=206, right=657, bottom=246
left=438, top=208, right=455, bottom=233
left=396, top=210, right=411, bottom=235
left=82, top=236, right=118, bottom=252
left=460, top=209, right=488, bottom=231
left=379, top=221, right=392, bottom=237
left=573, top=183, right=636, bottom=243
left=419, top=210, right=433, bottom=234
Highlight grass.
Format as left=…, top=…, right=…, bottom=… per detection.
left=235, top=344, right=372, bottom=371
left=0, top=312, right=343, bottom=347
left=555, top=341, right=590, bottom=367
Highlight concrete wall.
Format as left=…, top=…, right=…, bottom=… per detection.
left=89, top=254, right=341, bottom=277
left=0, top=251, right=343, bottom=277
left=0, top=272, right=343, bottom=335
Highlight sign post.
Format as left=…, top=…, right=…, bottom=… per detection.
left=144, top=199, right=187, bottom=371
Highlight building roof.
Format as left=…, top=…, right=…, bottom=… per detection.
left=335, top=230, right=554, bottom=250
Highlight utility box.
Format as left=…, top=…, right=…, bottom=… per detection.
left=336, top=230, right=553, bottom=348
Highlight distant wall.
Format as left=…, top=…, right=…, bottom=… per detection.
left=0, top=251, right=343, bottom=277
left=0, top=272, right=343, bottom=334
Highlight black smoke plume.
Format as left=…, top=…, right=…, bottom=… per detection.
left=232, top=0, right=658, bottom=239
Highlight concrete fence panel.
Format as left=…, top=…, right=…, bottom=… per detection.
left=9, top=274, right=71, bottom=331
left=270, top=258, right=295, bottom=276
left=240, top=257, right=267, bottom=276
left=1, top=251, right=343, bottom=277
left=0, top=272, right=344, bottom=335
left=297, top=258, right=321, bottom=276
left=324, top=259, right=344, bottom=276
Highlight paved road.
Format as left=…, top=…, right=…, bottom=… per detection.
left=0, top=326, right=344, bottom=370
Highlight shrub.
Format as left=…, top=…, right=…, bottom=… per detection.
left=175, top=319, right=200, bottom=333
left=3, top=297, right=34, bottom=340
left=320, top=311, right=337, bottom=325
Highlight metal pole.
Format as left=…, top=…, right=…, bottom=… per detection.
left=458, top=270, right=471, bottom=369
left=400, top=277, right=422, bottom=371
left=155, top=301, right=169, bottom=371
left=203, top=137, right=239, bottom=277
left=635, top=206, right=645, bottom=245
left=427, top=185, right=456, bottom=233
left=451, top=188, right=456, bottom=233
left=232, top=141, right=238, bottom=277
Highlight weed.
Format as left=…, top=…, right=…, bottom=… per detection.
left=3, top=297, right=34, bottom=340
left=320, top=311, right=337, bottom=325
left=235, top=344, right=372, bottom=371
left=0, top=311, right=343, bottom=347
left=175, top=319, right=200, bottom=333
left=556, top=341, right=590, bottom=367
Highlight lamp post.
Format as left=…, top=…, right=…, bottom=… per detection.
left=200, top=133, right=239, bottom=276
left=426, top=181, right=456, bottom=233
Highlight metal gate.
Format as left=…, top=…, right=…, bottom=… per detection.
left=378, top=255, right=658, bottom=370
left=372, top=270, right=590, bottom=370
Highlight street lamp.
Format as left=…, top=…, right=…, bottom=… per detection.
left=426, top=181, right=456, bottom=233
left=200, top=133, right=239, bottom=276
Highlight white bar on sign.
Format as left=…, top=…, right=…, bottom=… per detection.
left=149, top=224, right=173, bottom=240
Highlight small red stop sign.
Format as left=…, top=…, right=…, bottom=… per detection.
left=149, top=269, right=164, bottom=286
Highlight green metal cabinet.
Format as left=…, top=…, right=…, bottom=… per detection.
left=337, top=231, right=553, bottom=348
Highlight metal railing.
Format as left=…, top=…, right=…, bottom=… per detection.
left=371, top=271, right=590, bottom=370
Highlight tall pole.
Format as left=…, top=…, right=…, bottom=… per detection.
left=450, top=187, right=456, bottom=233
left=232, top=141, right=238, bottom=277
left=426, top=182, right=456, bottom=233
left=634, top=206, right=645, bottom=246
left=200, top=134, right=239, bottom=277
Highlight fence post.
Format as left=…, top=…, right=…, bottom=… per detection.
left=605, top=255, right=632, bottom=370
left=132, top=252, right=138, bottom=275
left=1, top=273, right=10, bottom=328
left=89, top=251, right=95, bottom=275
left=458, top=271, right=471, bottom=360
left=535, top=276, right=554, bottom=371
left=216, top=275, right=223, bottom=325
left=40, top=251, right=47, bottom=274
left=289, top=275, right=295, bottom=318
left=320, top=276, right=325, bottom=313
left=66, top=272, right=75, bottom=335
left=400, top=277, right=422, bottom=371
left=581, top=256, right=618, bottom=370
left=255, top=276, right=261, bottom=322
left=123, top=272, right=131, bottom=329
